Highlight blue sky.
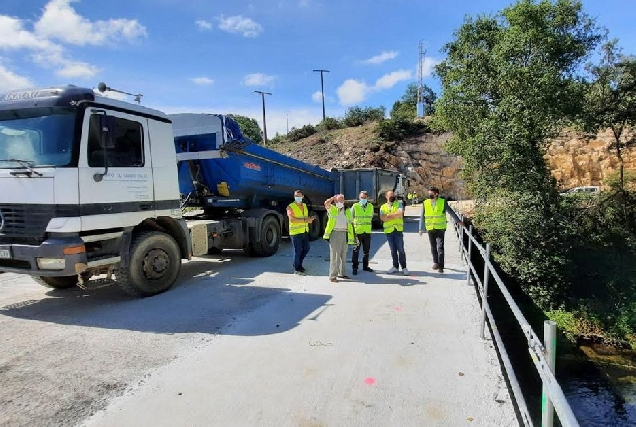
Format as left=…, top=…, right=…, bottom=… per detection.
left=1, top=0, right=635, bottom=136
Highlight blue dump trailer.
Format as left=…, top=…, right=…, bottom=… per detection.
left=170, top=113, right=334, bottom=254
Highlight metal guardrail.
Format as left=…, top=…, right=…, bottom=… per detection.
left=450, top=210, right=579, bottom=427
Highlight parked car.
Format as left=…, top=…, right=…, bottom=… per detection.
left=561, top=186, right=601, bottom=195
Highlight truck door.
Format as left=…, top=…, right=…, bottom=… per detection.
left=78, top=109, right=154, bottom=231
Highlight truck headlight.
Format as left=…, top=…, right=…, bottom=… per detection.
left=36, top=258, right=65, bottom=270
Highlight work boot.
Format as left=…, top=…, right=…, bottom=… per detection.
left=353, top=269, right=358, bottom=275
left=363, top=266, right=374, bottom=272
left=432, top=263, right=439, bottom=270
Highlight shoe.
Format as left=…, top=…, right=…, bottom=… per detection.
left=294, top=270, right=306, bottom=276
left=338, top=275, right=351, bottom=279
left=387, top=266, right=398, bottom=274
left=363, top=266, right=374, bottom=272
left=438, top=268, right=444, bottom=274
left=432, top=263, right=439, bottom=270
left=353, top=269, right=358, bottom=275
left=298, top=266, right=306, bottom=273
left=402, top=268, right=410, bottom=275
left=330, top=277, right=338, bottom=283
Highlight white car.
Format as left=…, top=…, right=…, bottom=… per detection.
left=563, top=186, right=600, bottom=194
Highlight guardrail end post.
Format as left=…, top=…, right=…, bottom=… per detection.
left=542, top=320, right=557, bottom=427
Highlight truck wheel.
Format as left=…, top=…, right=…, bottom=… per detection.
left=308, top=211, right=322, bottom=241
left=116, top=231, right=182, bottom=297
left=251, top=216, right=281, bottom=257
left=34, top=275, right=78, bottom=289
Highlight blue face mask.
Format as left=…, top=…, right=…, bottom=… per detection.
left=359, top=198, right=368, bottom=205
left=294, top=196, right=303, bottom=203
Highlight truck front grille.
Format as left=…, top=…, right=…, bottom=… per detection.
left=0, top=204, right=78, bottom=244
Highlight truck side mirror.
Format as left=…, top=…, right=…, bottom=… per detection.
left=93, top=112, right=112, bottom=182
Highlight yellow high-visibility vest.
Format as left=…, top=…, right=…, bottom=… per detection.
left=351, top=202, right=373, bottom=234
left=380, top=201, right=403, bottom=233
left=323, top=205, right=354, bottom=243
left=288, top=202, right=309, bottom=235
left=424, top=198, right=447, bottom=230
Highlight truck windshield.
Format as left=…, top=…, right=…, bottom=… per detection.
left=0, top=107, right=76, bottom=168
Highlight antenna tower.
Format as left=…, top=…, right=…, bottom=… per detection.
left=417, top=41, right=427, bottom=117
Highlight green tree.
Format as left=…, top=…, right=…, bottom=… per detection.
left=228, top=114, right=263, bottom=144
left=343, top=106, right=386, bottom=127
left=584, top=40, right=636, bottom=192
left=433, top=0, right=601, bottom=307
left=391, top=83, right=437, bottom=119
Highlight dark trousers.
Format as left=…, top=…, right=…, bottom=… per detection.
left=290, top=233, right=310, bottom=271
left=386, top=230, right=406, bottom=269
left=352, top=233, right=371, bottom=270
left=427, top=229, right=445, bottom=268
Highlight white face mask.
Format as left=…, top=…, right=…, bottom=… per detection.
left=335, top=202, right=344, bottom=209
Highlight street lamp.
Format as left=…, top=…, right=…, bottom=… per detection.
left=253, top=90, right=272, bottom=144
left=313, top=69, right=329, bottom=121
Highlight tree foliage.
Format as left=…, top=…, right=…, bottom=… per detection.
left=584, top=40, right=636, bottom=191
left=394, top=82, right=437, bottom=117
left=228, top=114, right=263, bottom=144
left=342, top=106, right=386, bottom=127
left=434, top=0, right=601, bottom=307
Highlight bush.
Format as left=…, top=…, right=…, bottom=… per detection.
left=287, top=124, right=316, bottom=142
left=376, top=118, right=428, bottom=141
left=316, top=117, right=342, bottom=131
left=343, top=106, right=386, bottom=127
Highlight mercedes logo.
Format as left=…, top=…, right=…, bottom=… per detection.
left=0, top=210, right=4, bottom=231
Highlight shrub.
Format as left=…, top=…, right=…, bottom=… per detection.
left=376, top=118, right=428, bottom=141
left=316, top=117, right=342, bottom=131
left=287, top=124, right=316, bottom=142
left=343, top=106, right=386, bottom=127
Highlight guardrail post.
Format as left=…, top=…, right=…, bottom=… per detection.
left=466, top=225, right=473, bottom=286
left=479, top=243, right=491, bottom=339
left=458, top=214, right=464, bottom=257
left=542, top=320, right=557, bottom=427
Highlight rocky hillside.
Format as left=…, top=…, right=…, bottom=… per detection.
left=268, top=123, right=636, bottom=198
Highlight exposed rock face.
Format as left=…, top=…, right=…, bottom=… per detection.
left=546, top=128, right=636, bottom=190
left=269, top=123, right=635, bottom=200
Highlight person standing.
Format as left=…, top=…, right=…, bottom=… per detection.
left=418, top=186, right=460, bottom=273
left=350, top=190, right=374, bottom=275
left=287, top=190, right=315, bottom=275
left=324, top=194, right=355, bottom=282
left=380, top=190, right=408, bottom=275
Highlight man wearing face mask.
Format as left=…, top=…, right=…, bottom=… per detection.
left=324, top=194, right=355, bottom=282
left=418, top=187, right=460, bottom=273
left=380, top=190, right=408, bottom=275
left=287, top=190, right=315, bottom=275
left=350, top=190, right=374, bottom=275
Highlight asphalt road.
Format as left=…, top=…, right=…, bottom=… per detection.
left=0, top=207, right=516, bottom=427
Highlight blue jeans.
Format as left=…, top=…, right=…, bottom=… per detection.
left=290, top=233, right=310, bottom=271
left=386, top=230, right=406, bottom=269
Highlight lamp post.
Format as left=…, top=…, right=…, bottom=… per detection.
left=253, top=90, right=272, bottom=144
left=313, top=69, right=329, bottom=121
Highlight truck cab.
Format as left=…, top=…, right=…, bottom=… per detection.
left=0, top=86, right=189, bottom=295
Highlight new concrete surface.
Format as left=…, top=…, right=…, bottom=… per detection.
left=0, top=206, right=517, bottom=427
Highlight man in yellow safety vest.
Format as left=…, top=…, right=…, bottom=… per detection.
left=418, top=186, right=460, bottom=273
left=323, top=194, right=355, bottom=282
left=350, top=190, right=374, bottom=275
left=287, top=189, right=315, bottom=275
left=380, top=190, right=408, bottom=275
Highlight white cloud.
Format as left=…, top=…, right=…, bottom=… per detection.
left=336, top=69, right=415, bottom=106
left=34, top=0, right=147, bottom=46
left=418, top=56, right=441, bottom=78
left=299, top=0, right=311, bottom=7
left=0, top=62, right=33, bottom=92
left=217, top=15, right=263, bottom=37
left=374, top=70, right=413, bottom=90
left=191, top=76, right=214, bottom=85
left=362, top=50, right=398, bottom=65
left=336, top=79, right=370, bottom=106
left=56, top=61, right=99, bottom=78
left=196, top=20, right=213, bottom=30
left=0, top=16, right=50, bottom=50
left=243, top=73, right=275, bottom=86
left=311, top=90, right=323, bottom=103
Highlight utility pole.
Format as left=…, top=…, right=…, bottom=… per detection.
left=313, top=69, right=330, bottom=121
left=286, top=111, right=289, bottom=134
left=253, top=90, right=272, bottom=144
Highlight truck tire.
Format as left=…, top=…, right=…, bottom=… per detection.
left=34, top=275, right=79, bottom=289
left=250, top=216, right=281, bottom=257
left=308, top=211, right=322, bottom=241
left=116, top=231, right=182, bottom=297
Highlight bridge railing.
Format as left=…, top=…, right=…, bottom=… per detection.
left=449, top=208, right=579, bottom=427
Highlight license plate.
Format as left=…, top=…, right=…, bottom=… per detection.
left=0, top=248, right=11, bottom=259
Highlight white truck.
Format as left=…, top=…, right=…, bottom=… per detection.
left=0, top=85, right=334, bottom=296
